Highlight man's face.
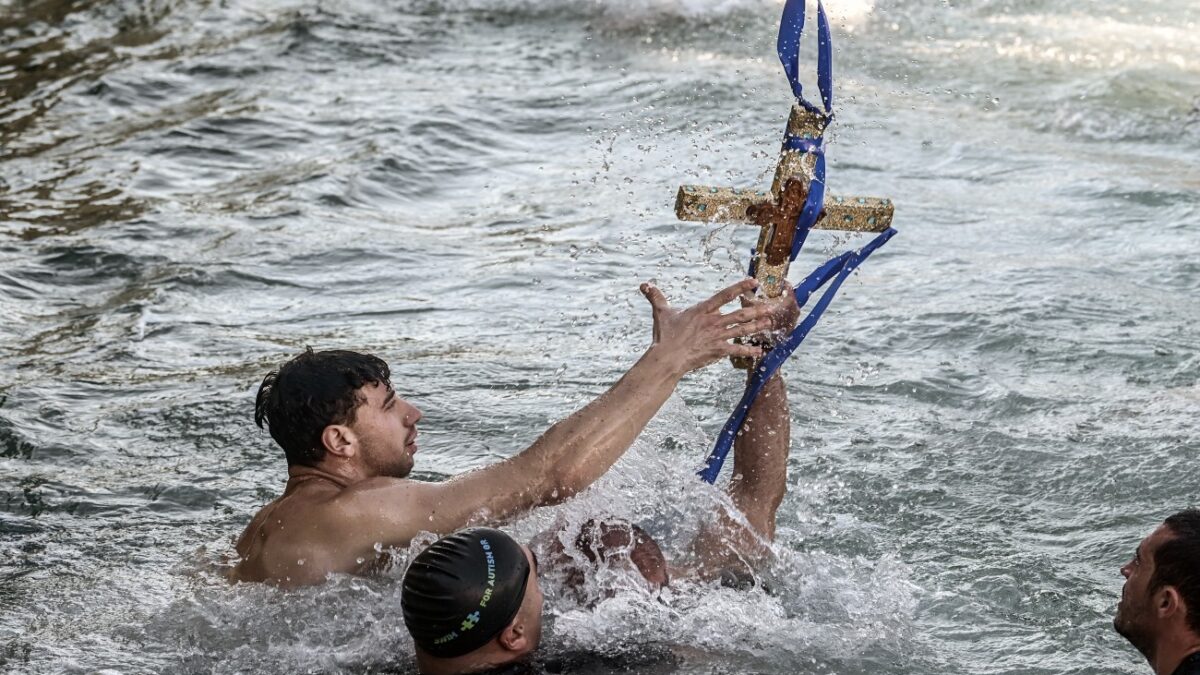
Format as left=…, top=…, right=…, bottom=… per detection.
left=1114, top=523, right=1175, bottom=655
left=348, top=382, right=421, bottom=478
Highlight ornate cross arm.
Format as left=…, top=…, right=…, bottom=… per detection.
left=675, top=186, right=893, bottom=234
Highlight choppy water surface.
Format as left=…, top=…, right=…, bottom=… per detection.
left=2, top=0, right=1198, bottom=672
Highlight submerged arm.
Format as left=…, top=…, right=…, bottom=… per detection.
left=688, top=371, right=790, bottom=577
left=726, top=371, right=791, bottom=540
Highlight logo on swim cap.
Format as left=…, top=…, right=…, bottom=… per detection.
left=461, top=611, right=480, bottom=631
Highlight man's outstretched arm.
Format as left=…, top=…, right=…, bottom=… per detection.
left=354, top=279, right=775, bottom=542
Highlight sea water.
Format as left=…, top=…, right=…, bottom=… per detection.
left=1, top=0, right=1198, bottom=672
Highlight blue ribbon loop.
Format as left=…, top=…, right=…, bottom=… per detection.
left=777, top=0, right=833, bottom=116
left=776, top=0, right=834, bottom=263
left=777, top=0, right=807, bottom=102
left=697, top=0, right=897, bottom=484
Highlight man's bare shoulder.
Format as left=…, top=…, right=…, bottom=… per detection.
left=229, top=485, right=343, bottom=584
left=328, top=476, right=453, bottom=529
left=229, top=477, right=449, bottom=586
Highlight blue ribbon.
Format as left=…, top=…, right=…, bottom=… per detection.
left=698, top=0, right=898, bottom=484
left=782, top=136, right=825, bottom=154
left=698, top=227, right=896, bottom=484
left=789, top=152, right=825, bottom=261
left=816, top=1, right=833, bottom=113
left=776, top=0, right=807, bottom=102
left=776, top=0, right=834, bottom=262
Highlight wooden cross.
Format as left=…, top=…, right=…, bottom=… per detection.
left=675, top=104, right=894, bottom=368
left=675, top=104, right=894, bottom=301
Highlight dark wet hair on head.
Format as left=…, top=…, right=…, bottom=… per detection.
left=254, top=348, right=391, bottom=466
left=1154, top=510, right=1200, bottom=634
left=576, top=519, right=669, bottom=589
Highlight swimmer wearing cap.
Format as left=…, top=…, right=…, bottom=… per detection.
left=403, top=521, right=678, bottom=674
left=403, top=528, right=544, bottom=673
left=230, top=279, right=796, bottom=587
left=402, top=293, right=801, bottom=673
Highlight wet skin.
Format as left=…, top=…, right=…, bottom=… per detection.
left=1115, top=525, right=1172, bottom=652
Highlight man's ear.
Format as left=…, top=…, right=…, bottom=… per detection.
left=321, top=424, right=357, bottom=460
left=496, top=617, right=529, bottom=653
left=1157, top=586, right=1183, bottom=620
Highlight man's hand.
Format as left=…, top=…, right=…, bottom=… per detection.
left=639, top=278, right=774, bottom=375
left=740, top=281, right=801, bottom=347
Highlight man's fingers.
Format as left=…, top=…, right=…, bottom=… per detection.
left=697, top=278, right=758, bottom=314
left=640, top=282, right=670, bottom=313
left=722, top=305, right=772, bottom=327
left=720, top=317, right=773, bottom=341
left=723, top=342, right=764, bottom=360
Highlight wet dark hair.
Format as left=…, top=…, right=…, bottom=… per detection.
left=576, top=519, right=669, bottom=589
left=254, top=348, right=391, bottom=466
left=1153, top=509, right=1200, bottom=634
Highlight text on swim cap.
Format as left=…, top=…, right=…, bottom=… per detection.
left=480, top=539, right=497, bottom=607
left=431, top=537, right=504, bottom=647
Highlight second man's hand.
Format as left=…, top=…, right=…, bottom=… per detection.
left=639, top=278, right=775, bottom=376
left=740, top=280, right=802, bottom=346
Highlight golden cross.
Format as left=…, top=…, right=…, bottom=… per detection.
left=675, top=104, right=894, bottom=300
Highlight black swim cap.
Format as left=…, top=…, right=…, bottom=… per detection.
left=402, top=528, right=532, bottom=658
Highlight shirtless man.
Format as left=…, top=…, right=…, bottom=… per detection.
left=230, top=279, right=776, bottom=587
left=1115, top=511, right=1200, bottom=675
left=400, top=294, right=801, bottom=674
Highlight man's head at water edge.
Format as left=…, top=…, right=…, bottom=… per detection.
left=1115, top=510, right=1200, bottom=675
left=254, top=348, right=422, bottom=480
left=402, top=524, right=668, bottom=674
